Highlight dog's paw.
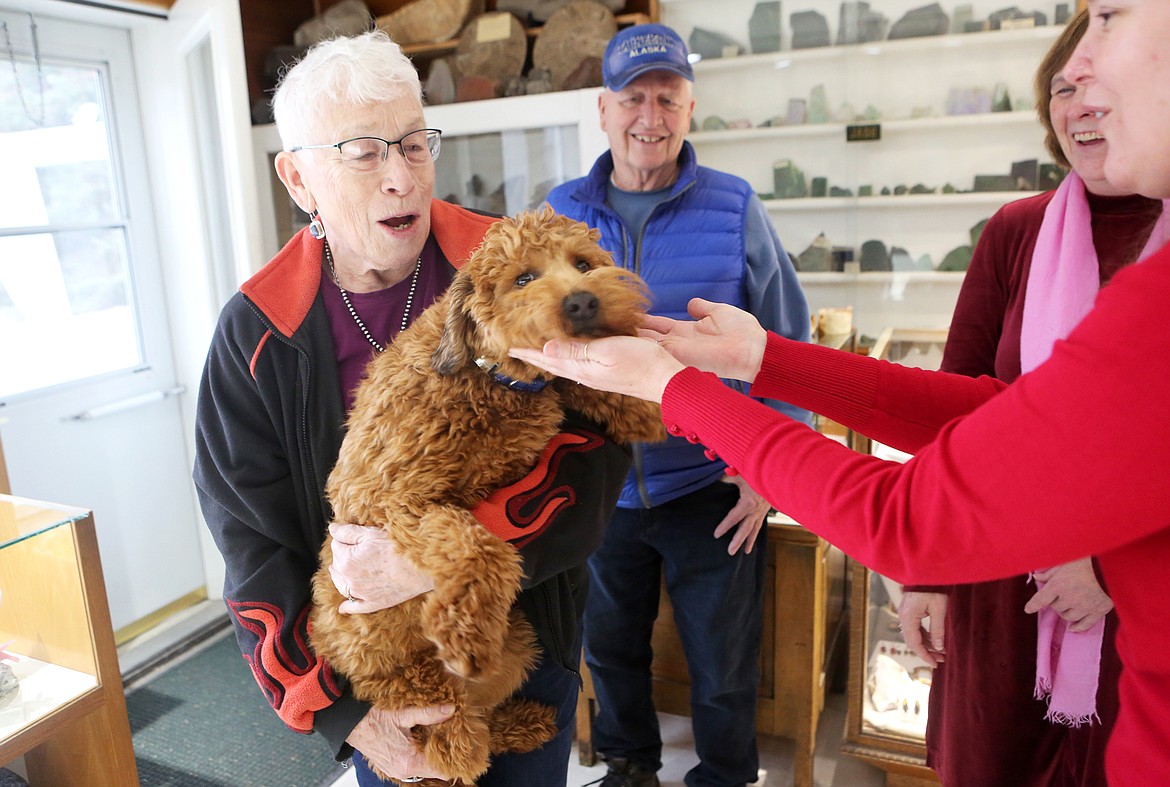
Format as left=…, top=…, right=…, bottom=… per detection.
left=423, top=591, right=511, bottom=680
left=421, top=712, right=491, bottom=784
left=487, top=697, right=558, bottom=755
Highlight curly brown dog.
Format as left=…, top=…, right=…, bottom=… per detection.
left=310, top=206, right=665, bottom=786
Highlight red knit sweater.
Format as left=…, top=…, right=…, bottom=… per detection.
left=659, top=243, right=1170, bottom=785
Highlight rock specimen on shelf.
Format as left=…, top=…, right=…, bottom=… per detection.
left=837, top=1, right=869, bottom=45
left=790, top=10, right=830, bottom=49
left=528, top=66, right=556, bottom=94
left=950, top=3, right=973, bottom=33
left=973, top=174, right=1017, bottom=192
left=1039, top=163, right=1066, bottom=191
left=860, top=239, right=891, bottom=272
left=888, top=3, right=949, bottom=40
left=728, top=118, right=753, bottom=129
left=560, top=57, right=601, bottom=90
left=498, top=0, right=623, bottom=25
left=890, top=246, right=915, bottom=271
left=1055, top=3, right=1071, bottom=24
left=786, top=98, right=808, bottom=125
left=909, top=184, right=934, bottom=194
left=0, top=663, right=18, bottom=709
left=938, top=217, right=989, bottom=271
left=947, top=86, right=992, bottom=115
left=532, top=0, right=616, bottom=90
left=810, top=176, right=828, bottom=198
left=689, top=27, right=746, bottom=60
left=455, top=74, right=502, bottom=102
left=797, top=233, right=833, bottom=272
left=858, top=184, right=873, bottom=197
left=829, top=185, right=852, bottom=197
left=808, top=84, right=830, bottom=123
left=295, top=0, right=372, bottom=47
left=424, top=57, right=457, bottom=105
left=702, top=116, right=730, bottom=131
left=989, top=7, right=1046, bottom=29
left=453, top=11, right=527, bottom=95
left=772, top=159, right=808, bottom=199
left=749, top=1, right=782, bottom=54
left=831, top=246, right=856, bottom=272
left=1012, top=158, right=1039, bottom=190
left=376, top=0, right=483, bottom=46
left=992, top=82, right=1012, bottom=112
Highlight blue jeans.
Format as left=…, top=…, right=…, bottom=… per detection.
left=585, top=482, right=767, bottom=787
left=352, top=642, right=581, bottom=786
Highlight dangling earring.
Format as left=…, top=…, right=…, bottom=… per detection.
left=308, top=209, right=326, bottom=240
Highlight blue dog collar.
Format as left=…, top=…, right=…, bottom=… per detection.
left=475, top=357, right=549, bottom=393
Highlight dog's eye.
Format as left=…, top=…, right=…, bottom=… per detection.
left=575, top=259, right=592, bottom=273
left=516, top=272, right=536, bottom=287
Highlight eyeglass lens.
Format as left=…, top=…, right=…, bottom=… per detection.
left=338, top=130, right=440, bottom=171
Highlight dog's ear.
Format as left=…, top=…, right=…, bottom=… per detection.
left=432, top=272, right=477, bottom=375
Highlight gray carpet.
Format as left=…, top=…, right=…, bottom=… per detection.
left=127, top=630, right=343, bottom=787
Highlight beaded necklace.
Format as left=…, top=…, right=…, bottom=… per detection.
left=324, top=240, right=420, bottom=353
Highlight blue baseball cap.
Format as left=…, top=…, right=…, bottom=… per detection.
left=602, top=23, right=694, bottom=91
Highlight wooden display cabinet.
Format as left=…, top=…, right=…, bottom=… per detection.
left=0, top=496, right=139, bottom=786
left=840, top=327, right=947, bottom=786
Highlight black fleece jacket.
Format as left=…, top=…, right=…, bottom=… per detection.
left=193, top=200, right=631, bottom=758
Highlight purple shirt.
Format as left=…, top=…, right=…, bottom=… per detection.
left=323, top=235, right=454, bottom=411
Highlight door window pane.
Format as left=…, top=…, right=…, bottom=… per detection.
left=0, top=57, right=141, bottom=398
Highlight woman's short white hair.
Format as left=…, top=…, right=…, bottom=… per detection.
left=272, top=30, right=423, bottom=149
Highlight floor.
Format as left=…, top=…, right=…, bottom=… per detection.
left=117, top=601, right=887, bottom=787
left=326, top=693, right=885, bottom=787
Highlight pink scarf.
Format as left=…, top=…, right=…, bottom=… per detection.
left=1022, top=172, right=1169, bottom=725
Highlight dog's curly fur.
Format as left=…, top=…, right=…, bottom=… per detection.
left=310, top=206, right=665, bottom=786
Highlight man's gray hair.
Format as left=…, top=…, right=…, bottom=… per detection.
left=272, top=30, right=423, bottom=149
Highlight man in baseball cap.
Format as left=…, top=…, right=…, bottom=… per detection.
left=546, top=21, right=810, bottom=787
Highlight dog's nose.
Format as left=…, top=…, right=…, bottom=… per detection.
left=563, top=291, right=600, bottom=326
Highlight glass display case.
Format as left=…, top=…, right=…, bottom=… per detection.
left=0, top=495, right=138, bottom=786
left=841, top=328, right=947, bottom=786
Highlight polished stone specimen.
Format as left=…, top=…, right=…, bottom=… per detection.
left=992, top=82, right=1013, bottom=112
left=938, top=244, right=973, bottom=271
left=749, top=1, right=783, bottom=54
left=973, top=174, right=1017, bottom=192
left=837, top=1, right=869, bottom=45
left=790, top=10, right=830, bottom=49
left=950, top=3, right=973, bottom=33
left=773, top=159, right=808, bottom=199
left=829, top=186, right=852, bottom=197
left=0, top=664, right=18, bottom=709
left=702, top=115, right=730, bottom=131
left=808, top=84, right=830, bottom=123
left=1039, top=163, right=1067, bottom=191
left=890, top=246, right=915, bottom=271
left=797, top=233, right=833, bottom=272
left=1012, top=158, right=1039, bottom=190
left=858, top=184, right=874, bottom=197
left=689, top=27, right=745, bottom=59
left=425, top=58, right=457, bottom=105
left=860, top=239, right=891, bottom=272
left=990, top=7, right=1045, bottom=29
left=888, top=3, right=949, bottom=40
left=810, top=176, right=828, bottom=198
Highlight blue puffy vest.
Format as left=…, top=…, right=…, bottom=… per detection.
left=546, top=142, right=756, bottom=508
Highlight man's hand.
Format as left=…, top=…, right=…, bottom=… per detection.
left=347, top=705, right=454, bottom=782
left=898, top=592, right=948, bottom=667
left=1024, top=558, right=1113, bottom=632
left=712, top=475, right=770, bottom=555
left=329, top=523, right=435, bottom=614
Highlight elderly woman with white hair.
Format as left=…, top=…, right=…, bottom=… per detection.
left=194, top=31, right=632, bottom=785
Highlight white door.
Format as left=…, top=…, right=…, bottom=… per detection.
left=0, top=9, right=204, bottom=634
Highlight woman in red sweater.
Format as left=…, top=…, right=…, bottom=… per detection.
left=898, top=10, right=1163, bottom=786
left=515, top=2, right=1170, bottom=782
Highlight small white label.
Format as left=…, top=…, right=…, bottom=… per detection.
left=476, top=13, right=512, bottom=43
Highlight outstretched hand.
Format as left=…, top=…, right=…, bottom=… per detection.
left=508, top=298, right=768, bottom=401
left=509, top=334, right=683, bottom=403
left=640, top=297, right=769, bottom=383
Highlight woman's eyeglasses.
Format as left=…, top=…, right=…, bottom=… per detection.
left=289, top=128, right=442, bottom=172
